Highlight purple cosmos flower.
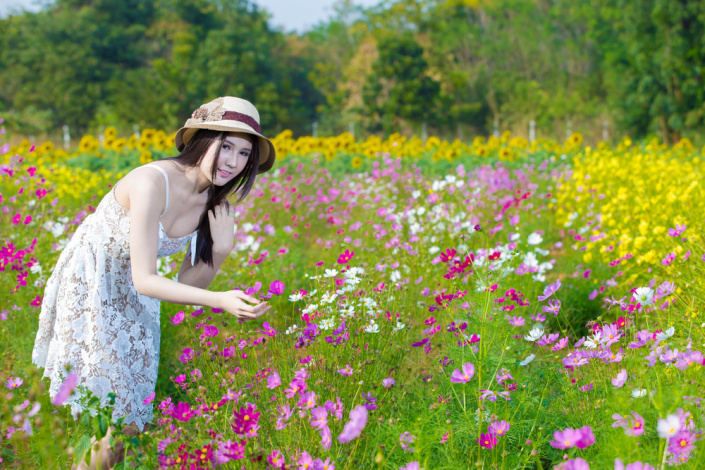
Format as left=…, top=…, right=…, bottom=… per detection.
left=298, top=391, right=317, bottom=410
left=488, top=420, right=510, bottom=437
left=612, top=369, right=627, bottom=388
left=531, top=312, right=547, bottom=322
left=542, top=299, right=561, bottom=316
left=538, top=279, right=561, bottom=301
left=362, top=392, right=378, bottom=411
left=171, top=402, right=194, bottom=422
left=382, top=378, right=395, bottom=388
left=552, top=337, right=569, bottom=350
left=338, top=405, right=368, bottom=443
left=575, top=426, right=595, bottom=448
left=669, top=428, right=695, bottom=455
left=399, top=431, right=417, bottom=453
left=450, top=362, right=475, bottom=383
left=51, top=372, right=78, bottom=406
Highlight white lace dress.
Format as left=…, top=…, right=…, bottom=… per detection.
left=31, top=164, right=199, bottom=432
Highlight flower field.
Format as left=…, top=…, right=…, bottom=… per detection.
left=2, top=122, right=705, bottom=469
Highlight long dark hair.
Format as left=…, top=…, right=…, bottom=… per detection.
left=160, top=129, right=260, bottom=268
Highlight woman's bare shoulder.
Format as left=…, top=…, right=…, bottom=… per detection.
left=114, top=163, right=168, bottom=212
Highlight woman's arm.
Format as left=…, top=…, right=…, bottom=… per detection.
left=176, top=249, right=229, bottom=290
left=127, top=172, right=222, bottom=308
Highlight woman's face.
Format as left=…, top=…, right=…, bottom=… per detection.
left=201, top=133, right=253, bottom=186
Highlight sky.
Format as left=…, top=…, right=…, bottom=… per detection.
left=0, top=0, right=382, bottom=33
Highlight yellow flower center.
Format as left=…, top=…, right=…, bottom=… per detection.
left=498, top=430, right=504, bottom=434
left=565, top=441, right=571, bottom=446
left=244, top=415, right=249, bottom=421
left=680, top=440, right=687, bottom=447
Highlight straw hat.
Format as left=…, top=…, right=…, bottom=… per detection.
left=175, top=97, right=276, bottom=174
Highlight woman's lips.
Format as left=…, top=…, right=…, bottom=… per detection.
left=218, top=169, right=231, bottom=177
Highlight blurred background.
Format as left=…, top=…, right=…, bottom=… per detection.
left=1, top=0, right=704, bottom=146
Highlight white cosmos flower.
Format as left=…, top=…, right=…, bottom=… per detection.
left=657, top=414, right=682, bottom=438
left=321, top=292, right=338, bottom=304
left=285, top=325, right=299, bottom=335
left=520, top=354, right=535, bottom=366
left=302, top=304, right=318, bottom=315
left=527, top=233, right=543, bottom=245
left=323, top=269, right=339, bottom=278
left=631, top=388, right=647, bottom=398
left=288, top=292, right=303, bottom=302
left=524, top=327, right=544, bottom=342
left=340, top=305, right=355, bottom=318
left=656, top=326, right=675, bottom=341
left=412, top=190, right=421, bottom=199
left=345, top=275, right=361, bottom=286
left=634, top=287, right=655, bottom=306
left=390, top=270, right=401, bottom=282
left=365, top=322, right=380, bottom=333
left=429, top=246, right=440, bottom=254
left=583, top=333, right=602, bottom=349
left=393, top=321, right=405, bottom=331
left=319, top=318, right=336, bottom=331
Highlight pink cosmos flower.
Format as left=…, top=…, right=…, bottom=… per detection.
left=143, top=391, right=156, bottom=405
left=668, top=224, right=687, bottom=237
left=337, top=364, right=353, bottom=376
left=550, top=428, right=584, bottom=449
left=538, top=279, right=561, bottom=301
left=267, top=371, right=282, bottom=389
left=5, top=377, right=23, bottom=389
left=268, top=450, right=284, bottom=469
left=507, top=315, right=525, bottom=326
left=614, top=459, right=655, bottom=470
left=382, top=378, right=395, bottom=388
left=450, top=363, right=475, bottom=383
left=313, top=457, right=335, bottom=470
left=338, top=405, right=368, bottom=443
left=337, top=249, right=354, bottom=264
left=612, top=369, right=627, bottom=388
left=269, top=280, right=286, bottom=295
left=554, top=458, right=590, bottom=470
left=171, top=402, right=194, bottom=422
left=531, top=312, right=547, bottom=322
left=169, top=311, right=185, bottom=325
left=662, top=252, right=676, bottom=265
left=552, top=337, right=569, bottom=350
left=399, top=463, right=420, bottom=470
left=399, top=431, right=417, bottom=453
left=668, top=429, right=695, bottom=455
left=51, top=372, right=78, bottom=406
left=477, top=432, right=497, bottom=449
left=298, top=391, right=317, bottom=409
left=297, top=451, right=315, bottom=469
left=310, top=406, right=328, bottom=430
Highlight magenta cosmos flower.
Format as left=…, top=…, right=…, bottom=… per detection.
left=488, top=420, right=510, bottom=437
left=450, top=363, right=475, bottom=383
left=51, top=372, right=78, bottom=406
left=476, top=432, right=497, bottom=449
left=614, top=459, right=655, bottom=470
left=554, top=458, right=590, bottom=470
left=550, top=427, right=591, bottom=449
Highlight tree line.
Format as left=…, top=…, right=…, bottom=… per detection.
left=1, top=0, right=704, bottom=144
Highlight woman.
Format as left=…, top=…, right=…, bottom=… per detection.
left=31, top=97, right=275, bottom=468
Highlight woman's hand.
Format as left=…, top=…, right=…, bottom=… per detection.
left=217, top=290, right=271, bottom=320
left=208, top=200, right=236, bottom=255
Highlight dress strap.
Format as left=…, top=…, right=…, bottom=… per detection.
left=141, top=164, right=169, bottom=217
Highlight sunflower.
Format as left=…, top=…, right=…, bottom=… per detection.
left=351, top=156, right=363, bottom=168
left=141, top=129, right=156, bottom=142
left=499, top=147, right=513, bottom=160
left=103, top=137, right=115, bottom=150
left=324, top=151, right=335, bottom=161
left=140, top=150, right=153, bottom=164
left=136, top=139, right=150, bottom=152
left=568, top=132, right=583, bottom=147
left=128, top=135, right=138, bottom=150
left=104, top=126, right=118, bottom=139
left=54, top=149, right=69, bottom=160
left=475, top=146, right=488, bottom=157
left=39, top=141, right=55, bottom=155
left=112, top=138, right=127, bottom=152
left=79, top=136, right=94, bottom=153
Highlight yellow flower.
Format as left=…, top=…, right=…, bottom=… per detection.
left=568, top=133, right=583, bottom=147
left=112, top=138, right=127, bottom=152
left=351, top=156, right=363, bottom=168
left=499, top=147, right=513, bottom=160
left=476, top=146, right=488, bottom=157
left=79, top=136, right=95, bottom=153
left=104, top=126, right=118, bottom=139
left=140, top=150, right=153, bottom=164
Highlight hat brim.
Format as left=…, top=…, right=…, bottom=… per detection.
left=175, top=122, right=276, bottom=175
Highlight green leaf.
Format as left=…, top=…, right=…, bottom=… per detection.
left=73, top=434, right=92, bottom=466
left=99, top=414, right=108, bottom=437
